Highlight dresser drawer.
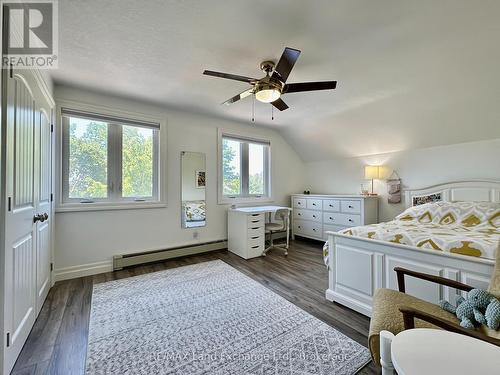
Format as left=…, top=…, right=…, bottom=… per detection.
left=293, top=209, right=308, bottom=220
left=293, top=219, right=308, bottom=235
left=292, top=197, right=307, bottom=209
left=306, top=198, right=323, bottom=210
left=341, top=200, right=361, bottom=214
left=338, top=213, right=361, bottom=226
left=308, top=221, right=322, bottom=238
left=323, top=212, right=342, bottom=225
left=247, top=213, right=265, bottom=227
left=307, top=210, right=322, bottom=222
left=323, top=199, right=340, bottom=212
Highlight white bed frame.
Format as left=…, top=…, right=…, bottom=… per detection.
left=325, top=180, right=500, bottom=317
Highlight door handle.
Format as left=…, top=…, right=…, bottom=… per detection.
left=33, top=213, right=49, bottom=223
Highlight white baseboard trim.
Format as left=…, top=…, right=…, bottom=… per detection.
left=54, top=260, right=113, bottom=282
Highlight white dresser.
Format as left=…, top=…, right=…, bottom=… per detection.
left=291, top=194, right=378, bottom=240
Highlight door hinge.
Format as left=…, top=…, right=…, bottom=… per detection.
left=50, top=263, right=53, bottom=272
left=50, top=193, right=53, bottom=202
left=51, top=124, right=54, bottom=132
left=6, top=333, right=10, bottom=347
left=8, top=197, right=12, bottom=211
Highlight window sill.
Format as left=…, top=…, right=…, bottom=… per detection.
left=218, top=196, right=274, bottom=205
left=56, top=201, right=166, bottom=213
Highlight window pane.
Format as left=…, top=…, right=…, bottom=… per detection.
left=249, top=143, right=265, bottom=195
left=68, top=117, right=108, bottom=199
left=122, top=126, right=154, bottom=198
left=222, top=138, right=241, bottom=195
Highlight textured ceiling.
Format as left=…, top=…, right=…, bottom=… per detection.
left=52, top=0, right=500, bottom=160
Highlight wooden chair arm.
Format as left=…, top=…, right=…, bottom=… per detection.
left=399, top=306, right=500, bottom=347
left=394, top=267, right=473, bottom=293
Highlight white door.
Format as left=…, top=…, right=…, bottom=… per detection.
left=3, top=67, right=53, bottom=373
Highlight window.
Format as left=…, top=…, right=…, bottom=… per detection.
left=61, top=108, right=160, bottom=206
left=219, top=132, right=270, bottom=202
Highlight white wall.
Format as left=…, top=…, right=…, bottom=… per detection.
left=304, top=139, right=500, bottom=222
left=53, top=86, right=305, bottom=280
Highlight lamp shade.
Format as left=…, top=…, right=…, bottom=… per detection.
left=364, top=165, right=380, bottom=179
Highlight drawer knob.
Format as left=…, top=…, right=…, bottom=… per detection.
left=298, top=213, right=301, bottom=216
left=313, top=229, right=316, bottom=231
left=348, top=205, right=353, bottom=208
left=298, top=226, right=301, bottom=229
left=329, top=217, right=333, bottom=220
left=329, top=204, right=333, bottom=207
left=313, top=203, right=316, bottom=206
left=349, top=219, right=353, bottom=222
left=313, top=215, right=316, bottom=218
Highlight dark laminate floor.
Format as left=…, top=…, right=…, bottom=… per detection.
left=12, top=239, right=377, bottom=375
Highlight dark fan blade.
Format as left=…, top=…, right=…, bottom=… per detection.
left=272, top=47, right=301, bottom=82
left=283, top=81, right=337, bottom=93
left=203, top=70, right=256, bottom=83
left=222, top=88, right=254, bottom=105
left=271, top=98, right=289, bottom=111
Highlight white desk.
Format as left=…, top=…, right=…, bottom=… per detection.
left=228, top=206, right=292, bottom=259
left=389, top=329, right=500, bottom=375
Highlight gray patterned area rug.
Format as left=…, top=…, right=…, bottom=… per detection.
left=85, top=260, right=371, bottom=374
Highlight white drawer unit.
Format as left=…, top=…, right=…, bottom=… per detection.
left=228, top=206, right=292, bottom=259
left=291, top=194, right=378, bottom=241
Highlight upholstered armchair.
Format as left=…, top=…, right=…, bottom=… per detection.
left=368, top=247, right=500, bottom=367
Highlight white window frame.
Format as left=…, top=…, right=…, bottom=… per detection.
left=217, top=129, right=272, bottom=204
left=56, top=101, right=166, bottom=212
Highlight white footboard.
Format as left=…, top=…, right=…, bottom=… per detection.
left=325, top=232, right=495, bottom=317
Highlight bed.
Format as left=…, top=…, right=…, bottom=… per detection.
left=182, top=200, right=206, bottom=228
left=325, top=180, right=500, bottom=317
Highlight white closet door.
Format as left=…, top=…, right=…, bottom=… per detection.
left=4, top=72, right=38, bottom=373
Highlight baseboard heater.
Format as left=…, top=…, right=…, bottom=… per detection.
left=113, top=239, right=227, bottom=270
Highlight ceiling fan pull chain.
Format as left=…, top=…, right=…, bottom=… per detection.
left=271, top=104, right=274, bottom=120
left=252, top=94, right=255, bottom=122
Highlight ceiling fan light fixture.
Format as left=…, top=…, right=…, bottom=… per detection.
left=255, top=88, right=281, bottom=103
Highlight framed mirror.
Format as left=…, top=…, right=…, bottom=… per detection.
left=181, top=151, right=206, bottom=228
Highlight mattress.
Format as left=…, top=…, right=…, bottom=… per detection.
left=339, top=201, right=500, bottom=260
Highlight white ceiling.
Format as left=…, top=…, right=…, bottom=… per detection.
left=52, top=0, right=500, bottom=161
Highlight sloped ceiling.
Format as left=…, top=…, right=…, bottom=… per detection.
left=52, top=0, right=500, bottom=161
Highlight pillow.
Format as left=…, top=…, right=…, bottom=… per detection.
left=396, top=201, right=500, bottom=227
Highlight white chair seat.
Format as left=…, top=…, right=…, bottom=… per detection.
left=265, top=222, right=284, bottom=231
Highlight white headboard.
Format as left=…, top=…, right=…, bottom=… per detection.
left=405, top=180, right=500, bottom=207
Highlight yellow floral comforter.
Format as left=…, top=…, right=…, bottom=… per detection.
left=340, top=201, right=500, bottom=260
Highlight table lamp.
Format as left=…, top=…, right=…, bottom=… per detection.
left=364, top=165, right=380, bottom=195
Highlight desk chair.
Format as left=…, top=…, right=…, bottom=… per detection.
left=263, top=208, right=290, bottom=256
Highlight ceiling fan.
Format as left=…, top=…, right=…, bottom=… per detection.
left=203, top=47, right=337, bottom=111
